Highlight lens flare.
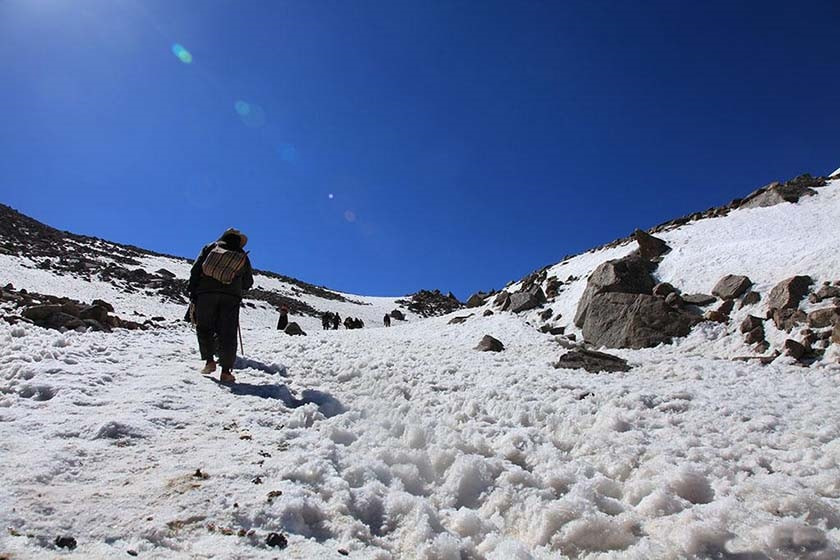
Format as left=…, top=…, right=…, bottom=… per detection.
left=344, top=210, right=356, bottom=223
left=328, top=193, right=334, bottom=200
left=234, top=100, right=251, bottom=116
left=171, top=43, right=193, bottom=64
left=234, top=100, right=266, bottom=127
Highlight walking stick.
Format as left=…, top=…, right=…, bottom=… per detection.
left=238, top=323, right=244, bottom=355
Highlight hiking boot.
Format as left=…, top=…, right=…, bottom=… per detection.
left=201, top=360, right=217, bottom=375
left=220, top=370, right=236, bottom=384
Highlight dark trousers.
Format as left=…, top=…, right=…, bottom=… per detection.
left=194, top=293, right=240, bottom=370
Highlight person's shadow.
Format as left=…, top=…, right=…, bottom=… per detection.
left=210, top=379, right=344, bottom=418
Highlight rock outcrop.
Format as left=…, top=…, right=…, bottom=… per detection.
left=553, top=349, right=631, bottom=373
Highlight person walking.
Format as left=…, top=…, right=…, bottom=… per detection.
left=188, top=228, right=253, bottom=384
left=277, top=305, right=289, bottom=331
left=332, top=312, right=341, bottom=330
left=383, top=313, right=391, bottom=327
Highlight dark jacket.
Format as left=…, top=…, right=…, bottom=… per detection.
left=188, top=240, right=254, bottom=300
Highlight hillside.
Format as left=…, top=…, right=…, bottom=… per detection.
left=1, top=170, right=840, bottom=559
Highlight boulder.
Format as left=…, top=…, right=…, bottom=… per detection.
left=508, top=286, right=546, bottom=313
left=813, top=285, right=840, bottom=302
left=807, top=307, right=840, bottom=328
left=682, top=293, right=716, bottom=306
left=767, top=276, right=812, bottom=310
left=83, top=319, right=109, bottom=332
left=783, top=339, right=806, bottom=360
left=740, top=315, right=764, bottom=334
left=448, top=315, right=472, bottom=325
left=703, top=310, right=729, bottom=324
left=482, top=309, right=494, bottom=317
left=740, top=174, right=823, bottom=209
left=22, top=304, right=63, bottom=321
left=665, top=292, right=684, bottom=307
left=652, top=282, right=677, bottom=297
left=717, top=299, right=735, bottom=316
left=545, top=277, right=561, bottom=298
left=744, top=327, right=765, bottom=345
left=633, top=230, right=670, bottom=261
left=466, top=293, right=486, bottom=308
left=493, top=291, right=511, bottom=311
left=156, top=268, right=176, bottom=278
left=79, top=305, right=109, bottom=324
left=574, top=254, right=656, bottom=327
left=581, top=292, right=698, bottom=349
left=92, top=299, right=115, bottom=312
left=44, top=312, right=84, bottom=330
left=284, top=322, right=306, bottom=336
left=390, top=309, right=405, bottom=321
left=475, top=335, right=504, bottom=352
left=772, top=308, right=807, bottom=331
left=740, top=291, right=761, bottom=308
left=539, top=308, right=554, bottom=321
left=712, top=275, right=752, bottom=300
left=554, top=349, right=631, bottom=373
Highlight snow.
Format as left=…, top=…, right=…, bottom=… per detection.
left=1, top=180, right=840, bottom=558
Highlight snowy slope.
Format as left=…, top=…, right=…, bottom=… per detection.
left=2, top=177, right=840, bottom=559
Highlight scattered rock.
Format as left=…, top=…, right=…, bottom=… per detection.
left=652, top=282, right=677, bottom=297
left=574, top=254, right=656, bottom=327
left=475, top=335, right=504, bottom=352
left=832, top=324, right=840, bottom=345
left=55, top=536, right=77, bottom=550
left=740, top=174, right=824, bottom=208
left=717, top=299, right=735, bottom=316
left=554, top=349, right=631, bottom=373
left=394, top=289, right=461, bottom=317
left=740, top=291, right=761, bottom=307
left=740, top=315, right=764, bottom=334
left=807, top=307, right=840, bottom=328
left=493, top=291, right=511, bottom=310
left=482, top=309, right=494, bottom=317
left=703, top=310, right=729, bottom=324
left=784, top=339, right=806, bottom=360
left=767, top=276, right=812, bottom=310
left=581, top=292, right=698, bottom=349
left=744, top=327, right=765, bottom=345
left=772, top=308, right=807, bottom=332
left=813, top=285, right=840, bottom=302
left=266, top=532, right=288, bottom=549
left=682, top=293, right=716, bottom=306
left=79, top=304, right=109, bottom=323
left=712, top=275, right=752, bottom=300
left=448, top=315, right=473, bottom=325
left=665, top=292, right=684, bottom=307
left=156, top=268, right=176, bottom=278
left=284, top=322, right=306, bottom=336
left=539, top=308, right=553, bottom=321
left=633, top=229, right=670, bottom=261
left=508, top=286, right=546, bottom=313
left=466, top=292, right=487, bottom=308
left=21, top=304, right=63, bottom=321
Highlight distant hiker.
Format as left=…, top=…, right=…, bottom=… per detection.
left=321, top=312, right=332, bottom=330
left=188, top=228, right=253, bottom=384
left=277, top=305, right=289, bottom=331
left=332, top=312, right=341, bottom=330
left=344, top=316, right=353, bottom=329
left=383, top=314, right=391, bottom=327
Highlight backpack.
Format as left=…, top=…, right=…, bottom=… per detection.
left=201, top=243, right=247, bottom=284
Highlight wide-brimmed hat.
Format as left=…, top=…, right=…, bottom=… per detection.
left=219, top=227, right=248, bottom=248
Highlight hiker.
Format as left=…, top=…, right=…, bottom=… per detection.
left=277, top=305, right=289, bottom=331
left=321, top=312, right=332, bottom=330
left=344, top=316, right=353, bottom=329
left=383, top=314, right=391, bottom=327
left=332, top=312, right=341, bottom=330
left=188, top=228, right=253, bottom=384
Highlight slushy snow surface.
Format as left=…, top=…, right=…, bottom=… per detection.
left=2, top=180, right=840, bottom=558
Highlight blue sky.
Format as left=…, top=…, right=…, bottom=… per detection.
left=1, top=1, right=838, bottom=299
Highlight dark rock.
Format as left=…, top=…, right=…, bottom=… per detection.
left=712, top=275, right=752, bottom=300
left=539, top=308, right=553, bottom=321
left=393, top=289, right=463, bottom=317
left=482, top=309, right=494, bottom=317
left=682, top=293, right=716, bottom=306
left=390, top=309, right=405, bottom=321
left=567, top=333, right=576, bottom=341
left=652, top=282, right=677, bottom=297
left=574, top=254, right=656, bottom=327
left=60, top=301, right=82, bottom=317
left=266, top=532, right=288, bottom=549
left=466, top=292, right=486, bottom=308
left=581, top=292, right=698, bottom=349
left=767, top=276, right=812, bottom=310
left=832, top=324, right=840, bottom=345
left=545, top=276, right=561, bottom=298
left=703, top=310, right=729, bottom=324
left=83, top=319, right=109, bottom=332
left=740, top=291, right=761, bottom=308
left=755, top=341, right=771, bottom=354
left=665, top=292, right=684, bottom=307
left=744, top=327, right=765, bottom=344
left=448, top=315, right=473, bottom=325
left=741, top=174, right=824, bottom=209
left=549, top=326, right=565, bottom=336
left=740, top=315, right=764, bottom=334
left=55, top=536, right=77, bottom=550
left=22, top=304, right=62, bottom=321
left=814, top=285, right=840, bottom=302
left=45, top=312, right=84, bottom=330
left=79, top=305, right=109, bottom=323
left=475, top=335, right=504, bottom=352
left=784, top=339, right=806, bottom=360
left=494, top=291, right=511, bottom=311
left=633, top=229, right=671, bottom=261
left=717, top=299, right=735, bottom=316
left=772, top=308, right=807, bottom=331
left=509, top=286, right=546, bottom=313
left=156, top=268, right=176, bottom=278
left=284, top=322, right=306, bottom=336
left=554, top=349, right=631, bottom=373
left=808, top=307, right=840, bottom=328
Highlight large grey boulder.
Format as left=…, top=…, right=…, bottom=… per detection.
left=633, top=230, right=670, bottom=262
left=475, top=335, right=504, bottom=352
left=767, top=276, right=812, bottom=310
left=712, top=275, right=752, bottom=300
left=22, top=304, right=63, bottom=321
left=581, top=292, right=698, bottom=349
left=574, top=255, right=655, bottom=327
left=553, top=349, right=631, bottom=373
left=508, top=286, right=546, bottom=313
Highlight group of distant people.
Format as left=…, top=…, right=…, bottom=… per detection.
left=187, top=228, right=399, bottom=384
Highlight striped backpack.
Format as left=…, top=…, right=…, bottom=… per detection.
left=201, top=243, right=247, bottom=284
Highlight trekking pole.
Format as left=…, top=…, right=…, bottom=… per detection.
left=238, top=323, right=244, bottom=355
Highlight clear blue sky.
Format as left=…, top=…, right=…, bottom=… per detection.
left=1, top=1, right=838, bottom=299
